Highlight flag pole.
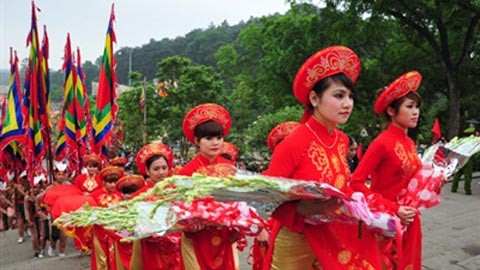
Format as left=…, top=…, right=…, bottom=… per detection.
left=143, top=77, right=147, bottom=144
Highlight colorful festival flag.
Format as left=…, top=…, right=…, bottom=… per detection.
left=76, top=47, right=93, bottom=156
left=93, top=3, right=118, bottom=160
left=60, top=33, right=81, bottom=172
left=23, top=1, right=48, bottom=181
left=0, top=48, right=26, bottom=150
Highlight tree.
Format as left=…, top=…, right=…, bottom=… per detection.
left=243, top=106, right=303, bottom=158
left=81, top=60, right=99, bottom=95
left=155, top=56, right=227, bottom=158
left=336, top=0, right=480, bottom=138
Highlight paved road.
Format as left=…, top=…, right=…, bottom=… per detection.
left=1, top=176, right=480, bottom=270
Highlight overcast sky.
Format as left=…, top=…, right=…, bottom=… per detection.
left=0, top=0, right=290, bottom=70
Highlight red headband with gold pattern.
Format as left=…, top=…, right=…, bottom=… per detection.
left=182, top=103, right=231, bottom=143
left=135, top=143, right=174, bottom=175
left=293, top=46, right=361, bottom=106
left=98, top=166, right=124, bottom=182
left=267, top=121, right=301, bottom=152
left=116, top=174, right=145, bottom=192
left=374, top=71, right=422, bottom=114
left=220, top=142, right=238, bottom=161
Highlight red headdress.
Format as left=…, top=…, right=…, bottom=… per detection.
left=182, top=103, right=231, bottom=143
left=98, top=166, right=124, bottom=182
left=267, top=121, right=301, bottom=152
left=83, top=153, right=102, bottom=167
left=116, top=174, right=145, bottom=192
left=135, top=143, right=174, bottom=175
left=374, top=71, right=422, bottom=114
left=109, top=156, right=128, bottom=167
left=293, top=46, right=361, bottom=122
left=220, top=142, right=238, bottom=162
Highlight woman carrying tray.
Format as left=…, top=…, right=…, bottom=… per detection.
left=129, top=142, right=184, bottom=270
left=262, top=46, right=381, bottom=270
left=350, top=71, right=424, bottom=270
left=179, top=103, right=239, bottom=270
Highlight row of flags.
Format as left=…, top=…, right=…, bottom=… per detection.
left=0, top=1, right=119, bottom=184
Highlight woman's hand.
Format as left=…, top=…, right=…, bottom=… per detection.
left=397, top=206, right=417, bottom=225
left=256, top=228, right=269, bottom=247
left=296, top=198, right=343, bottom=217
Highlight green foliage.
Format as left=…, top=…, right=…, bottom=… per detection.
left=243, top=106, right=303, bottom=158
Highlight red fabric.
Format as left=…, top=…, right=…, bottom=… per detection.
left=350, top=124, right=422, bottom=269
left=74, top=173, right=103, bottom=194
left=90, top=188, right=122, bottom=207
left=351, top=125, right=422, bottom=214
left=104, top=230, right=133, bottom=270
left=357, top=142, right=364, bottom=160
left=50, top=194, right=97, bottom=220
left=178, top=153, right=236, bottom=270
left=141, top=234, right=183, bottom=270
left=42, top=184, right=82, bottom=207
left=179, top=154, right=233, bottom=177
left=263, top=116, right=381, bottom=269
left=91, top=225, right=115, bottom=270
left=432, top=118, right=441, bottom=143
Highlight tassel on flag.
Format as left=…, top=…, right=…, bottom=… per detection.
left=93, top=3, right=118, bottom=161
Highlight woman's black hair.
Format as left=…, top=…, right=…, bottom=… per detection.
left=220, top=153, right=233, bottom=161
left=194, top=120, right=223, bottom=140
left=348, top=135, right=357, bottom=146
left=146, top=154, right=169, bottom=171
left=121, top=185, right=139, bottom=194
left=312, top=73, right=355, bottom=99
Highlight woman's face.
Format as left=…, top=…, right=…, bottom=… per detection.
left=104, top=180, right=117, bottom=192
left=196, top=136, right=224, bottom=160
left=347, top=142, right=358, bottom=159
left=388, top=97, right=420, bottom=130
left=310, top=81, right=354, bottom=130
left=54, top=171, right=68, bottom=183
left=86, top=164, right=99, bottom=176
left=146, top=157, right=169, bottom=183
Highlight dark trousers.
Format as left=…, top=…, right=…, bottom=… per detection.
left=451, top=158, right=474, bottom=193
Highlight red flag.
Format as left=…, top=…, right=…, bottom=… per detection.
left=432, top=118, right=441, bottom=143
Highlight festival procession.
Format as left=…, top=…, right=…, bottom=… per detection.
left=1, top=1, right=480, bottom=270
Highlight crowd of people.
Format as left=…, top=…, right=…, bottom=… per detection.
left=0, top=45, right=477, bottom=270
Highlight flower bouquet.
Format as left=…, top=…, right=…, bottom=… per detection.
left=55, top=173, right=377, bottom=241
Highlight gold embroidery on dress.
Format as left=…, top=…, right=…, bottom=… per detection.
left=308, top=141, right=333, bottom=183
left=99, top=194, right=120, bottom=207
left=337, top=250, right=352, bottom=264
left=394, top=140, right=421, bottom=181
left=83, top=176, right=98, bottom=192
left=334, top=175, right=346, bottom=189
left=361, top=259, right=376, bottom=270
left=331, top=154, right=341, bottom=173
